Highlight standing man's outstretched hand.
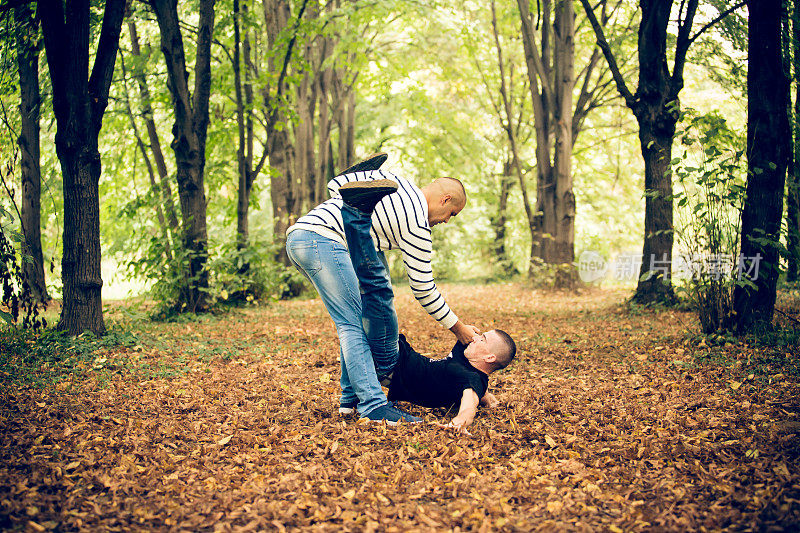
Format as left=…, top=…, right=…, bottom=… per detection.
left=450, top=321, right=480, bottom=345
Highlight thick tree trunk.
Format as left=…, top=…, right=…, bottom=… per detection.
left=630, top=0, right=679, bottom=304
left=548, top=0, right=575, bottom=270
left=15, top=4, right=49, bottom=304
left=264, top=0, right=295, bottom=265
left=39, top=0, right=125, bottom=335
left=151, top=0, right=216, bottom=312
left=516, top=0, right=588, bottom=283
left=580, top=0, right=705, bottom=304
left=633, top=119, right=676, bottom=303
left=734, top=0, right=789, bottom=331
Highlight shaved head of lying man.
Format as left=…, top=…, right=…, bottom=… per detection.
left=335, top=178, right=517, bottom=432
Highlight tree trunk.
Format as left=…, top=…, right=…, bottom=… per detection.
left=38, top=0, right=126, bottom=335
left=118, top=53, right=173, bottom=261
left=788, top=0, right=800, bottom=282
left=633, top=118, right=676, bottom=303
left=580, top=0, right=704, bottom=304
left=629, top=0, right=682, bottom=304
left=15, top=4, right=49, bottom=304
left=234, top=0, right=253, bottom=250
left=734, top=0, right=790, bottom=331
left=491, top=0, right=537, bottom=276
left=127, top=20, right=180, bottom=236
left=549, top=0, right=575, bottom=270
left=491, top=158, right=517, bottom=277
left=264, top=0, right=295, bottom=265
left=517, top=0, right=613, bottom=285
left=151, top=0, right=216, bottom=312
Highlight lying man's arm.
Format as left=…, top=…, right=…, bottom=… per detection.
left=480, top=392, right=499, bottom=408
left=450, top=388, right=480, bottom=434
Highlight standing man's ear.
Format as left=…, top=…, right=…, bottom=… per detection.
left=441, top=194, right=452, bottom=206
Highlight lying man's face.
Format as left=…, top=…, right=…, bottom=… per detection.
left=464, top=330, right=505, bottom=368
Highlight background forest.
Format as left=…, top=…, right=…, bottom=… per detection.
left=3, top=3, right=800, bottom=531
left=0, top=0, right=795, bottom=335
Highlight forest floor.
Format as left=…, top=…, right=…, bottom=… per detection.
left=1, top=283, right=800, bottom=532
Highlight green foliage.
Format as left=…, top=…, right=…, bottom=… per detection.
left=0, top=326, right=138, bottom=388
left=206, top=239, right=309, bottom=304
left=672, top=109, right=746, bottom=334
left=0, top=178, right=46, bottom=330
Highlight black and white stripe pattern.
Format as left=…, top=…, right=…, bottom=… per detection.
left=288, top=170, right=458, bottom=329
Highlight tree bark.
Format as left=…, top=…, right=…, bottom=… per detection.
left=264, top=0, right=295, bottom=265
left=628, top=0, right=685, bottom=304
left=118, top=52, right=173, bottom=261
left=517, top=0, right=615, bottom=285
left=127, top=19, right=180, bottom=237
left=733, top=0, right=790, bottom=331
left=788, top=0, right=800, bottom=282
left=15, top=3, right=49, bottom=304
left=491, top=157, right=518, bottom=277
left=38, top=0, right=125, bottom=335
left=491, top=0, right=538, bottom=275
left=151, top=0, right=216, bottom=312
left=234, top=0, right=253, bottom=250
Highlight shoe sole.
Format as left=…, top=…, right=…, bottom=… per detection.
left=339, top=407, right=356, bottom=415
left=339, top=179, right=398, bottom=192
left=358, top=416, right=422, bottom=426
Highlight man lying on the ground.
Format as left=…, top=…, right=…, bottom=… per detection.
left=337, top=179, right=517, bottom=433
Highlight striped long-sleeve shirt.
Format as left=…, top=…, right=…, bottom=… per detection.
left=287, top=169, right=458, bottom=329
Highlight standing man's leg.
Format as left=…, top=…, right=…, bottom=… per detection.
left=287, top=226, right=419, bottom=424
left=285, top=230, right=386, bottom=417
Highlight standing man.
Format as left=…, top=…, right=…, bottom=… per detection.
left=285, top=162, right=479, bottom=424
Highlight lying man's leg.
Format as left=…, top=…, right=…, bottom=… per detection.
left=340, top=205, right=399, bottom=380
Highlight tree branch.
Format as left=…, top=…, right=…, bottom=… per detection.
left=88, top=0, right=126, bottom=133
left=577, top=0, right=634, bottom=109
left=688, top=0, right=747, bottom=46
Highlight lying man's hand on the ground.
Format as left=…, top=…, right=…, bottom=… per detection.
left=480, top=392, right=500, bottom=409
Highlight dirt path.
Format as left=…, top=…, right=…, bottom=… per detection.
left=1, top=284, right=798, bottom=531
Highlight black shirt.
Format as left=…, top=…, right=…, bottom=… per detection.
left=388, top=334, right=489, bottom=409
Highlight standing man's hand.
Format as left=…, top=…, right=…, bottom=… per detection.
left=450, top=321, right=480, bottom=345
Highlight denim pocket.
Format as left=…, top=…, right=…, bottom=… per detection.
left=288, top=240, right=322, bottom=277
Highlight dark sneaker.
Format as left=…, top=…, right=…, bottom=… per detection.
left=360, top=402, right=422, bottom=426
left=339, top=179, right=398, bottom=214
left=336, top=152, right=388, bottom=176
left=339, top=401, right=358, bottom=415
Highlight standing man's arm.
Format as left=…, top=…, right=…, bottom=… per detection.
left=382, top=185, right=479, bottom=344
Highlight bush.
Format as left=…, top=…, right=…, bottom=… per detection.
left=672, top=110, right=746, bottom=334
left=0, top=205, right=46, bottom=330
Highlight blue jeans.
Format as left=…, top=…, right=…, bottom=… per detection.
left=286, top=228, right=395, bottom=415
left=341, top=205, right=400, bottom=379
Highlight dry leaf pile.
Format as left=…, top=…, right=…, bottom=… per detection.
left=1, top=284, right=799, bottom=531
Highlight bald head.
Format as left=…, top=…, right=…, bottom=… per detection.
left=436, top=177, right=466, bottom=208
left=422, top=177, right=467, bottom=226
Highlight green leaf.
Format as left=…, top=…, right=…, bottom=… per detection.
left=0, top=309, right=14, bottom=326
